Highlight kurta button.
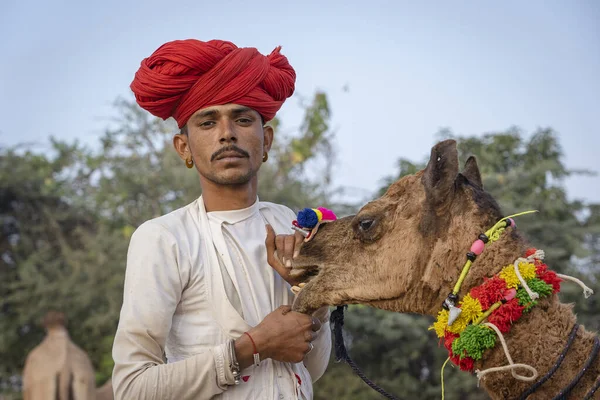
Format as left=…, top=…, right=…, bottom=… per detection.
left=279, top=395, right=284, bottom=399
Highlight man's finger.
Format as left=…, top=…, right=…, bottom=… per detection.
left=304, top=330, right=318, bottom=342
left=311, top=316, right=322, bottom=332
left=283, top=235, right=295, bottom=267
left=265, top=224, right=275, bottom=252
left=279, top=305, right=292, bottom=315
left=293, top=231, right=304, bottom=259
left=275, top=234, right=286, bottom=265
left=266, top=225, right=284, bottom=271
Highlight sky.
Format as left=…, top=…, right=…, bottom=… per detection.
left=1, top=0, right=599, bottom=203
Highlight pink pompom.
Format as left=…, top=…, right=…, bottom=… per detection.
left=503, top=288, right=517, bottom=301
left=508, top=218, right=516, bottom=228
left=317, top=207, right=337, bottom=221
left=470, top=239, right=485, bottom=255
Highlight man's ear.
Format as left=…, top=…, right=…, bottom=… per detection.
left=422, top=139, right=459, bottom=205
left=173, top=131, right=190, bottom=161
left=461, top=156, right=483, bottom=189
left=263, top=124, right=274, bottom=153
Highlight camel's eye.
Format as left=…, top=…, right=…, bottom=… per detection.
left=359, top=219, right=374, bottom=231
left=352, top=213, right=383, bottom=243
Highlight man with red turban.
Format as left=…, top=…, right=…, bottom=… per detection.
left=112, top=39, right=331, bottom=400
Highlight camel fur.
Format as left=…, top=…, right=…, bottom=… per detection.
left=290, top=139, right=599, bottom=399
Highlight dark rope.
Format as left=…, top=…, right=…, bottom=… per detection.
left=518, top=323, right=580, bottom=399
left=551, top=336, right=600, bottom=400
left=330, top=306, right=401, bottom=400
left=583, top=374, right=600, bottom=400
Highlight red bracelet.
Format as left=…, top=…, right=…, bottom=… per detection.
left=244, top=332, right=261, bottom=366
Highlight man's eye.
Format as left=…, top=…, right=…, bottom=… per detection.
left=200, top=121, right=215, bottom=127
left=237, top=118, right=252, bottom=124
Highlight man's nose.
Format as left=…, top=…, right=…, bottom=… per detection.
left=219, top=120, right=237, bottom=144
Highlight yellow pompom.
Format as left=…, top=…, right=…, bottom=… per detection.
left=431, top=295, right=484, bottom=337
left=459, top=294, right=483, bottom=323
left=430, top=309, right=449, bottom=338
left=499, top=262, right=537, bottom=288
left=447, top=315, right=469, bottom=334
left=313, top=208, right=323, bottom=222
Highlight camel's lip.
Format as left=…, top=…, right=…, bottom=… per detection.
left=291, top=263, right=319, bottom=270
left=291, top=258, right=321, bottom=270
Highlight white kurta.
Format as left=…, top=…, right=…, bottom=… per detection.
left=112, top=197, right=331, bottom=400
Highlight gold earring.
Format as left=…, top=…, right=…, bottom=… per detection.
left=262, top=152, right=268, bottom=162
left=185, top=157, right=194, bottom=169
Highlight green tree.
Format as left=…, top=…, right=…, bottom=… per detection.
left=0, top=142, right=125, bottom=391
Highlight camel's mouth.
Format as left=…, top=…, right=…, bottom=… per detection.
left=290, top=262, right=321, bottom=283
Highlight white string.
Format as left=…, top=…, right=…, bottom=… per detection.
left=527, top=249, right=545, bottom=262
left=525, top=250, right=593, bottom=298
left=475, top=323, right=538, bottom=384
left=557, top=274, right=594, bottom=299
left=513, top=257, right=539, bottom=301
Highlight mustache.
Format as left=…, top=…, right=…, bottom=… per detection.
left=210, top=145, right=250, bottom=161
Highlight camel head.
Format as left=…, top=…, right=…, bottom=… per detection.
left=291, top=139, right=524, bottom=315
left=42, top=310, right=67, bottom=330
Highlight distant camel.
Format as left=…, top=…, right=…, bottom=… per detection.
left=22, top=311, right=96, bottom=400
left=291, top=140, right=599, bottom=399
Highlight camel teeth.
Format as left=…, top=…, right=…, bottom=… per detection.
left=291, top=285, right=301, bottom=295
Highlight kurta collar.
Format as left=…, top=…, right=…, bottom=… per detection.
left=206, top=197, right=261, bottom=225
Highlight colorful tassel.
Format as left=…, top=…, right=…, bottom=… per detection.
left=296, top=207, right=337, bottom=229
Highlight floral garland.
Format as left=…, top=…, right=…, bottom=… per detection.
left=430, top=248, right=563, bottom=372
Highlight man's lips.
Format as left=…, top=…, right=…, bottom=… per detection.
left=211, top=146, right=250, bottom=161
left=215, top=151, right=247, bottom=160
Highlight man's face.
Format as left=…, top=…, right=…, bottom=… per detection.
left=176, top=103, right=272, bottom=186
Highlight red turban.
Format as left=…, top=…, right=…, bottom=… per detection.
left=130, top=39, right=296, bottom=128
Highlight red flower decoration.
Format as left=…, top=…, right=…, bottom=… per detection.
left=443, top=332, right=459, bottom=351
left=487, top=298, right=525, bottom=333
left=450, top=352, right=475, bottom=371
left=470, top=276, right=508, bottom=309
left=525, top=248, right=537, bottom=258
left=536, top=263, right=562, bottom=293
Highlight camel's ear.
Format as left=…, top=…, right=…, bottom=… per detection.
left=461, top=156, right=483, bottom=189
left=422, top=139, right=459, bottom=205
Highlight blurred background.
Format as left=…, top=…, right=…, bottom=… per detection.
left=1, top=1, right=598, bottom=399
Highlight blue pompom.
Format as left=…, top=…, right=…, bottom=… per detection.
left=297, top=208, right=319, bottom=228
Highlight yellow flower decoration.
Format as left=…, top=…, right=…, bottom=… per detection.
left=430, top=309, right=449, bottom=338
left=499, top=262, right=537, bottom=288
left=430, top=294, right=485, bottom=337
left=447, top=312, right=470, bottom=334
left=459, top=294, right=483, bottom=322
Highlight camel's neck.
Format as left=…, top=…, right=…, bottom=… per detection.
left=417, top=224, right=528, bottom=316
left=424, top=228, right=600, bottom=398
left=459, top=227, right=528, bottom=301
left=478, top=299, right=600, bottom=399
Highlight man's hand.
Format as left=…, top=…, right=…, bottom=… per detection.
left=265, top=224, right=304, bottom=287
left=242, top=305, right=322, bottom=364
